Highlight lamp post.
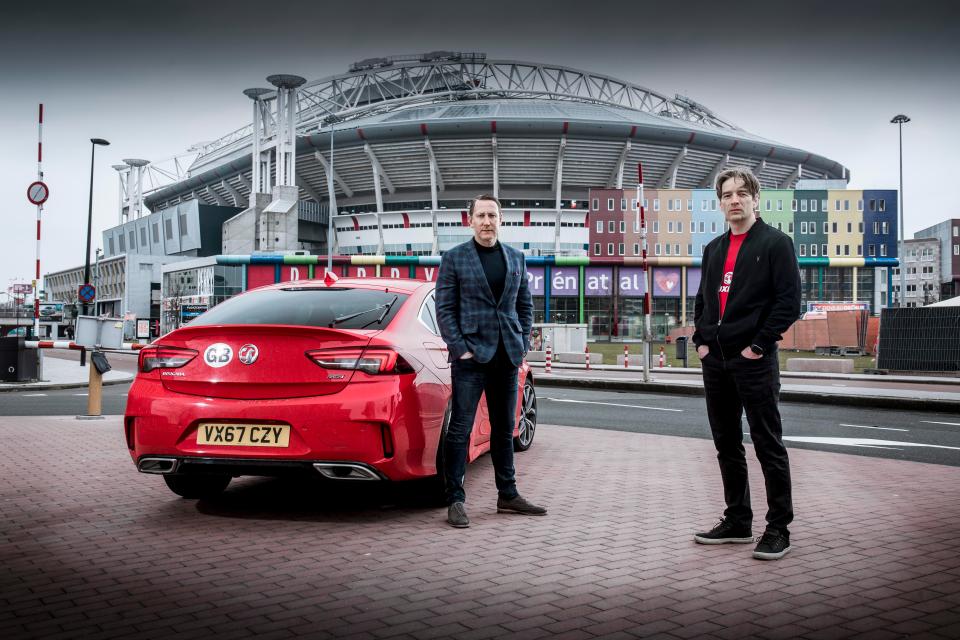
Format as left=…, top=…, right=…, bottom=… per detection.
left=890, top=115, right=909, bottom=307
left=84, top=138, right=110, bottom=316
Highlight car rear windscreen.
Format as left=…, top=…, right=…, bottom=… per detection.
left=188, top=287, right=408, bottom=330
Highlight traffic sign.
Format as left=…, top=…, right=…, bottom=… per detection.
left=78, top=283, right=96, bottom=304
left=27, top=181, right=49, bottom=205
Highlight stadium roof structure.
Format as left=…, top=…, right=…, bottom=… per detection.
left=145, top=52, right=848, bottom=211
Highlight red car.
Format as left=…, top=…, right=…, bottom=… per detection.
left=125, top=278, right=538, bottom=499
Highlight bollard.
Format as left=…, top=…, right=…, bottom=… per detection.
left=624, top=344, right=629, bottom=369
left=545, top=343, right=552, bottom=374
left=659, top=346, right=665, bottom=367
left=585, top=345, right=590, bottom=371
left=87, top=358, right=103, bottom=416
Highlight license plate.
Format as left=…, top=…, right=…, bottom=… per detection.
left=196, top=423, right=290, bottom=447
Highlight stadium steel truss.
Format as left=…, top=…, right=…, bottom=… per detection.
left=144, top=52, right=848, bottom=246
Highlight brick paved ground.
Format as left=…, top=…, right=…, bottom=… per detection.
left=1, top=415, right=958, bottom=639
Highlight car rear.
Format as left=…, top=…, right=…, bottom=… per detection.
left=124, top=281, right=436, bottom=496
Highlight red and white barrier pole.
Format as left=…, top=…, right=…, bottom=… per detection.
left=35, top=104, right=43, bottom=340
left=25, top=340, right=146, bottom=351
left=623, top=344, right=629, bottom=369
left=659, top=346, right=665, bottom=368
left=638, top=163, right=651, bottom=382
left=545, top=342, right=552, bottom=374
left=585, top=345, right=590, bottom=371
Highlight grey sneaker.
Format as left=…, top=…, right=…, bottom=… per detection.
left=447, top=502, right=469, bottom=528
left=753, top=529, right=791, bottom=560
left=497, top=495, right=547, bottom=516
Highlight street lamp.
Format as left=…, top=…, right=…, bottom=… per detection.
left=890, top=114, right=909, bottom=307
left=83, top=138, right=110, bottom=316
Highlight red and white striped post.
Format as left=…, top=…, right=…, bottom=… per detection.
left=584, top=345, right=590, bottom=371
left=34, top=104, right=43, bottom=339
left=659, top=346, right=665, bottom=367
left=637, top=163, right=651, bottom=382
left=545, top=342, right=552, bottom=374
left=623, top=344, right=629, bottom=369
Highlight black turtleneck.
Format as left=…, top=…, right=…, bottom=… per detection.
left=474, top=239, right=506, bottom=302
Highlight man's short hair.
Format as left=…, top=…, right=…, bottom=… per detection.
left=468, top=194, right=502, bottom=217
left=715, top=168, right=760, bottom=200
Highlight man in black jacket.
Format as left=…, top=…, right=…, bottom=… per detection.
left=692, top=168, right=801, bottom=560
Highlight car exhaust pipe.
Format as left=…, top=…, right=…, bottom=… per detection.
left=138, top=457, right=179, bottom=474
left=313, top=463, right=381, bottom=481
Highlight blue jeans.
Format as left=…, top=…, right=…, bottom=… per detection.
left=444, top=347, right=520, bottom=505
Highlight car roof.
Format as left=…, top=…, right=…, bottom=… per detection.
left=257, top=277, right=434, bottom=294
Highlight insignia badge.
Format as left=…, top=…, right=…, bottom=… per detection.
left=238, top=344, right=259, bottom=365
left=203, top=343, right=233, bottom=368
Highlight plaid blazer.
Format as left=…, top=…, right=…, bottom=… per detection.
left=435, top=240, right=534, bottom=366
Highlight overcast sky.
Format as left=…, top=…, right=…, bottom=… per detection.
left=2, top=0, right=958, bottom=290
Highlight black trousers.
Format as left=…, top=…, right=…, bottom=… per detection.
left=701, top=350, right=793, bottom=535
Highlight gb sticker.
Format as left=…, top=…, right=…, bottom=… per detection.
left=203, top=343, right=233, bottom=368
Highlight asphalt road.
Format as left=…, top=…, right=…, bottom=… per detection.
left=2, top=382, right=958, bottom=467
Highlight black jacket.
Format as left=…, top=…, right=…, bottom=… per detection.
left=693, top=217, right=801, bottom=357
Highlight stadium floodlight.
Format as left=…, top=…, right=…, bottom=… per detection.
left=890, top=114, right=910, bottom=307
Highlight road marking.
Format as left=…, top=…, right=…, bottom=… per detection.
left=541, top=397, right=683, bottom=412
left=73, top=393, right=88, bottom=396
left=23, top=393, right=47, bottom=397
left=921, top=421, right=960, bottom=427
left=783, top=436, right=960, bottom=451
left=840, top=423, right=908, bottom=432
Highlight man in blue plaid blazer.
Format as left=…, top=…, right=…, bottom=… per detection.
left=435, top=194, right=546, bottom=528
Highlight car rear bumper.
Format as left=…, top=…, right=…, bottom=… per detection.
left=136, top=456, right=386, bottom=481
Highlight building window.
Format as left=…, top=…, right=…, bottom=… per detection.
left=831, top=222, right=838, bottom=234
left=847, top=222, right=852, bottom=233
left=882, top=222, right=889, bottom=235
left=811, top=200, right=818, bottom=212
left=799, top=244, right=807, bottom=257
left=596, top=221, right=603, bottom=233
left=667, top=221, right=674, bottom=233
left=607, top=243, right=614, bottom=255
left=821, top=244, right=828, bottom=256
left=634, top=220, right=640, bottom=232
left=800, top=200, right=807, bottom=212
left=607, top=198, right=615, bottom=211
left=655, top=243, right=661, bottom=256
left=952, top=226, right=958, bottom=237
left=711, top=222, right=717, bottom=233
left=140, top=227, right=147, bottom=247
left=608, top=221, right=615, bottom=233
left=653, top=199, right=660, bottom=211
left=801, top=221, right=808, bottom=234
left=653, top=221, right=660, bottom=234
left=788, top=222, right=794, bottom=233
left=686, top=199, right=692, bottom=211
left=687, top=243, right=693, bottom=255
left=955, top=244, right=959, bottom=256
left=844, top=200, right=850, bottom=211
left=869, top=199, right=876, bottom=211
left=677, top=221, right=683, bottom=233
left=621, top=198, right=626, bottom=211
left=881, top=245, right=888, bottom=257
left=631, top=198, right=637, bottom=211
left=674, top=243, right=681, bottom=255
left=633, top=243, right=640, bottom=255
left=109, top=237, right=115, bottom=254
left=765, top=199, right=771, bottom=211
left=699, top=221, right=705, bottom=233
left=618, top=243, right=624, bottom=256
left=701, top=199, right=707, bottom=210
left=859, top=222, right=864, bottom=233
left=594, top=243, right=601, bottom=256
left=129, top=231, right=136, bottom=250
left=592, top=198, right=599, bottom=211
left=664, top=243, right=671, bottom=256
left=152, top=223, right=159, bottom=243
left=667, top=199, right=673, bottom=212
left=118, top=234, right=125, bottom=252
left=856, top=245, right=862, bottom=256
left=792, top=199, right=798, bottom=212
left=619, top=220, right=626, bottom=233
left=879, top=199, right=885, bottom=212
left=835, top=199, right=841, bottom=210
left=777, top=200, right=783, bottom=211
left=822, top=222, right=829, bottom=234
left=811, top=244, right=818, bottom=257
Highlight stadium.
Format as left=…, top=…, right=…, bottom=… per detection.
left=44, top=51, right=896, bottom=342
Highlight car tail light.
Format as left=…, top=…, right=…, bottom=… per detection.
left=138, top=345, right=198, bottom=373
left=306, top=348, right=415, bottom=375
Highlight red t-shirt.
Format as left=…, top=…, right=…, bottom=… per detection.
left=718, top=232, right=747, bottom=319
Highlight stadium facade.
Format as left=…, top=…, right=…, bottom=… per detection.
left=46, top=52, right=900, bottom=340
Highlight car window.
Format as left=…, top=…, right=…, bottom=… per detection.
left=419, top=294, right=439, bottom=335
left=189, top=288, right=408, bottom=329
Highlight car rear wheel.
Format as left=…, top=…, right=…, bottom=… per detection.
left=163, top=473, right=231, bottom=499
left=514, top=376, right=537, bottom=451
